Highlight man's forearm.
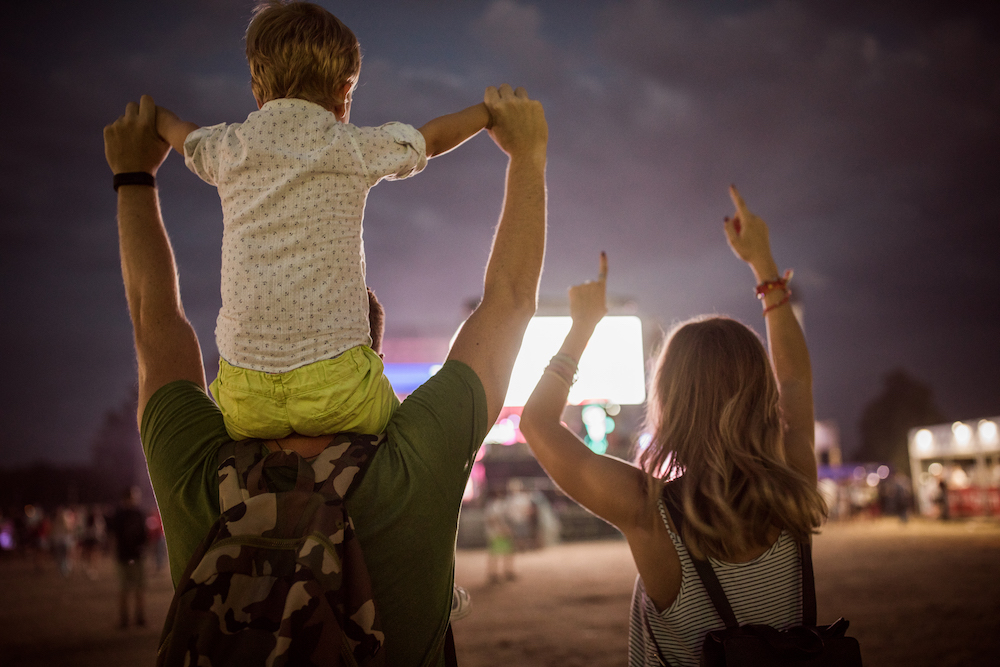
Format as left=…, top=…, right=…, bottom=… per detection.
left=117, top=184, right=204, bottom=416
left=117, top=186, right=183, bottom=335
left=105, top=95, right=206, bottom=420
left=445, top=85, right=547, bottom=421
left=482, top=151, right=547, bottom=308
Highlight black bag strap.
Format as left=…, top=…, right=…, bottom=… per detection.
left=800, top=538, right=817, bottom=626
left=661, top=481, right=818, bottom=629
left=661, top=489, right=740, bottom=630
left=444, top=623, right=459, bottom=667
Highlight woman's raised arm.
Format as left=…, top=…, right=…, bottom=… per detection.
left=724, top=186, right=817, bottom=483
left=520, top=253, right=650, bottom=531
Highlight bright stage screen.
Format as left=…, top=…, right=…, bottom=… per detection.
left=502, top=316, right=646, bottom=407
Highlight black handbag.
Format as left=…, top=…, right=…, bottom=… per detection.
left=645, top=485, right=862, bottom=666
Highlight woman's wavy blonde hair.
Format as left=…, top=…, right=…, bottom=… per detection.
left=246, top=1, right=361, bottom=110
left=640, top=316, right=826, bottom=560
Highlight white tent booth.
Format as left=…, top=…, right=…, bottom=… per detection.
left=908, top=417, right=1000, bottom=518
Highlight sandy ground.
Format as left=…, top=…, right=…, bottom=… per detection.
left=1, top=517, right=998, bottom=666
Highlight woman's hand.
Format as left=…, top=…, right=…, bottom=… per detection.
left=520, top=249, right=649, bottom=533
left=568, top=251, right=608, bottom=332
left=724, top=185, right=777, bottom=278
left=723, top=186, right=817, bottom=483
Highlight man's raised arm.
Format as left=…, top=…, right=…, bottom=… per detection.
left=447, top=84, right=547, bottom=424
left=104, top=95, right=206, bottom=425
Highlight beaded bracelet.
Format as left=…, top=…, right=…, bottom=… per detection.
left=545, top=352, right=579, bottom=388
left=755, top=268, right=793, bottom=299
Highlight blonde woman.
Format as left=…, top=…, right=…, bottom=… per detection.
left=520, top=187, right=827, bottom=667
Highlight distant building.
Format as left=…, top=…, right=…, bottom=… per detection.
left=908, top=417, right=1000, bottom=517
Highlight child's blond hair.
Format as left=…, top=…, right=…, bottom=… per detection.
left=246, top=1, right=361, bottom=110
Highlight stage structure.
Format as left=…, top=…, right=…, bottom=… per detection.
left=383, top=315, right=647, bottom=501
left=908, top=417, right=1000, bottom=517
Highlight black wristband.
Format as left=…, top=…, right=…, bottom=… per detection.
left=113, top=172, right=156, bottom=192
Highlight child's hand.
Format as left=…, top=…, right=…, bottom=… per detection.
left=153, top=103, right=200, bottom=156
left=568, top=252, right=608, bottom=332
left=724, top=185, right=774, bottom=268
left=104, top=95, right=170, bottom=175
left=484, top=84, right=547, bottom=160
left=155, top=105, right=181, bottom=139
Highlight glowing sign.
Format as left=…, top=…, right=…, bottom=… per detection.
left=503, top=316, right=646, bottom=407
left=383, top=363, right=443, bottom=396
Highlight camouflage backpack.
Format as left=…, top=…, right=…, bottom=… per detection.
left=157, top=433, right=386, bottom=667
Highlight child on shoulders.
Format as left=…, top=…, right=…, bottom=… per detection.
left=155, top=0, right=492, bottom=441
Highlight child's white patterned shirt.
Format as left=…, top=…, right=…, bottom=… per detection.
left=184, top=98, right=427, bottom=372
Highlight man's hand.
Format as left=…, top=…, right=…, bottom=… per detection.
left=104, top=95, right=170, bottom=175
left=484, top=84, right=547, bottom=159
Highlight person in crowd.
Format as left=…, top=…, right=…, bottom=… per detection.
left=104, top=81, right=546, bottom=664
left=937, top=473, right=951, bottom=520
left=49, top=506, right=77, bottom=578
left=520, top=187, right=827, bottom=667
left=106, top=487, right=149, bottom=629
left=23, top=504, right=50, bottom=572
left=485, top=487, right=516, bottom=583
left=154, top=0, right=492, bottom=444
left=505, top=478, right=537, bottom=551
left=78, top=506, right=104, bottom=580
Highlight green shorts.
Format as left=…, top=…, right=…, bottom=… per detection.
left=488, top=535, right=514, bottom=555
left=210, top=345, right=400, bottom=440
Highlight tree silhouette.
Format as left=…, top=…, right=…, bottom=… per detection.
left=858, top=369, right=946, bottom=471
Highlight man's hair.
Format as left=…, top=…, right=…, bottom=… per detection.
left=640, top=316, right=826, bottom=560
left=246, top=1, right=361, bottom=109
left=367, top=288, right=385, bottom=354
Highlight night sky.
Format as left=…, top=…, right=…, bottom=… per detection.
left=2, top=0, right=999, bottom=466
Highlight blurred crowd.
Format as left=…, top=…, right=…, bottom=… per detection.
left=0, top=501, right=166, bottom=577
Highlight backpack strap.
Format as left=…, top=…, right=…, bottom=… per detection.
left=660, top=484, right=739, bottom=630
left=662, top=480, right=819, bottom=629
left=444, top=623, right=459, bottom=667
left=216, top=440, right=263, bottom=511
left=800, top=539, right=817, bottom=626
left=313, top=432, right=384, bottom=498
